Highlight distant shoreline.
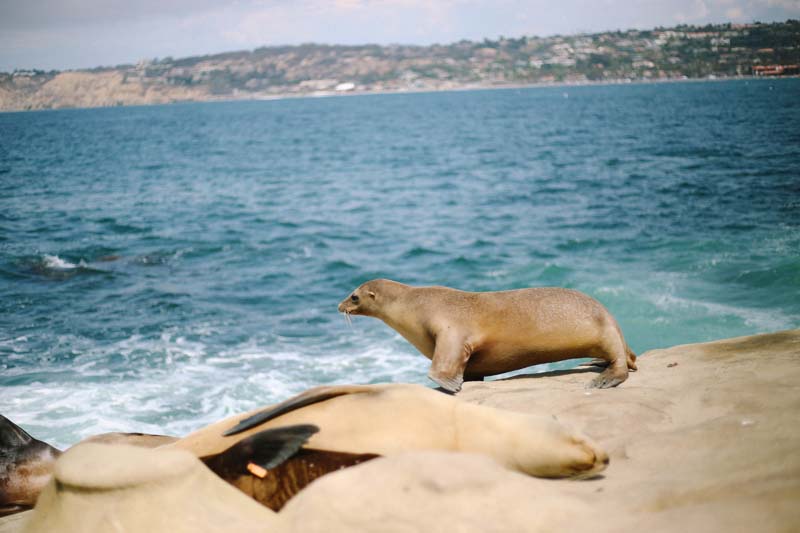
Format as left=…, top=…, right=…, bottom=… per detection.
left=3, top=20, right=798, bottom=113
left=2, top=75, right=797, bottom=115
left=228, top=74, right=797, bottom=102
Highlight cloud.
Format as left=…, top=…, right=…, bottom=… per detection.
left=0, top=0, right=223, bottom=30
left=333, top=0, right=363, bottom=9
left=763, top=0, right=800, bottom=10
left=674, top=0, right=711, bottom=23
left=726, top=6, right=744, bottom=18
left=216, top=0, right=471, bottom=48
left=2, top=0, right=799, bottom=71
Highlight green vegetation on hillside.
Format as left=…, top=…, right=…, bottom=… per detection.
left=2, top=20, right=798, bottom=111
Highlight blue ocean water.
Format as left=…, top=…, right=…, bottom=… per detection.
left=1, top=79, right=798, bottom=448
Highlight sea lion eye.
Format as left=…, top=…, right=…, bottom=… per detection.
left=351, top=294, right=360, bottom=303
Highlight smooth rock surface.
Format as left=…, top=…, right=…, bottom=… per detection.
left=283, top=329, right=800, bottom=532
left=1, top=330, right=797, bottom=532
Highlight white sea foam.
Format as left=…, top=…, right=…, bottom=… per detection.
left=649, top=291, right=796, bottom=332
left=42, top=254, right=77, bottom=269
left=0, top=332, right=429, bottom=449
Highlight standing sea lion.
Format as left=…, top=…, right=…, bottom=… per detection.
left=338, top=279, right=637, bottom=392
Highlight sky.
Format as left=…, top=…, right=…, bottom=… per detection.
left=1, top=0, right=799, bottom=71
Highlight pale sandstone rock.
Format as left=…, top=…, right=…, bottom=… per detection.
left=1, top=330, right=798, bottom=532
left=22, top=443, right=276, bottom=533
left=458, top=329, right=800, bottom=532
left=281, top=451, right=590, bottom=533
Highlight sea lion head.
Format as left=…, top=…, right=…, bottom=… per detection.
left=0, top=415, right=62, bottom=517
left=338, top=280, right=383, bottom=317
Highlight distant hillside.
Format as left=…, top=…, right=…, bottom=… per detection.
left=1, top=20, right=798, bottom=111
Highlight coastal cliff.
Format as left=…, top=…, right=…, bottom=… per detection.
left=2, top=20, right=799, bottom=112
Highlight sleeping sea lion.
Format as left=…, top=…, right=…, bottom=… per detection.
left=0, top=415, right=374, bottom=514
left=338, top=279, right=637, bottom=392
left=172, top=383, right=608, bottom=483
left=3, top=384, right=609, bottom=514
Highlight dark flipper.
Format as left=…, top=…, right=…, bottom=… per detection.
left=0, top=504, right=32, bottom=518
left=0, top=415, right=62, bottom=517
left=202, top=424, right=320, bottom=475
left=223, top=385, right=374, bottom=436
left=79, top=432, right=178, bottom=448
left=203, top=425, right=378, bottom=512
left=241, top=448, right=379, bottom=511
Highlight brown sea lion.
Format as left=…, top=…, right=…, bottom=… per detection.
left=0, top=415, right=176, bottom=517
left=172, top=383, right=608, bottom=482
left=0, top=416, right=61, bottom=517
left=338, top=279, right=637, bottom=392
left=0, top=415, right=374, bottom=515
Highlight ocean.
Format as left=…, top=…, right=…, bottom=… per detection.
left=1, top=79, right=798, bottom=448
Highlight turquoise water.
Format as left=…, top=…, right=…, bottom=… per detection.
left=1, top=79, right=798, bottom=448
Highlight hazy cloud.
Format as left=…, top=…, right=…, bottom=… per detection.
left=0, top=0, right=223, bottom=29
left=1, top=0, right=798, bottom=71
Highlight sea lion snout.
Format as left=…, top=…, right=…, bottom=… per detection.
left=338, top=294, right=360, bottom=315
left=338, top=283, right=381, bottom=316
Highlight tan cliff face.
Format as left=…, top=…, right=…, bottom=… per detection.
left=0, top=71, right=210, bottom=111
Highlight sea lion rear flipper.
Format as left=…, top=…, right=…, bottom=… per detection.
left=202, top=424, right=319, bottom=477
left=428, top=331, right=470, bottom=393
left=578, top=358, right=609, bottom=369
left=223, top=385, right=375, bottom=436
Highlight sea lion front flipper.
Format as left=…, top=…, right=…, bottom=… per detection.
left=428, top=331, right=470, bottom=393
left=223, top=385, right=375, bottom=436
left=202, top=424, right=319, bottom=477
left=203, top=424, right=380, bottom=511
